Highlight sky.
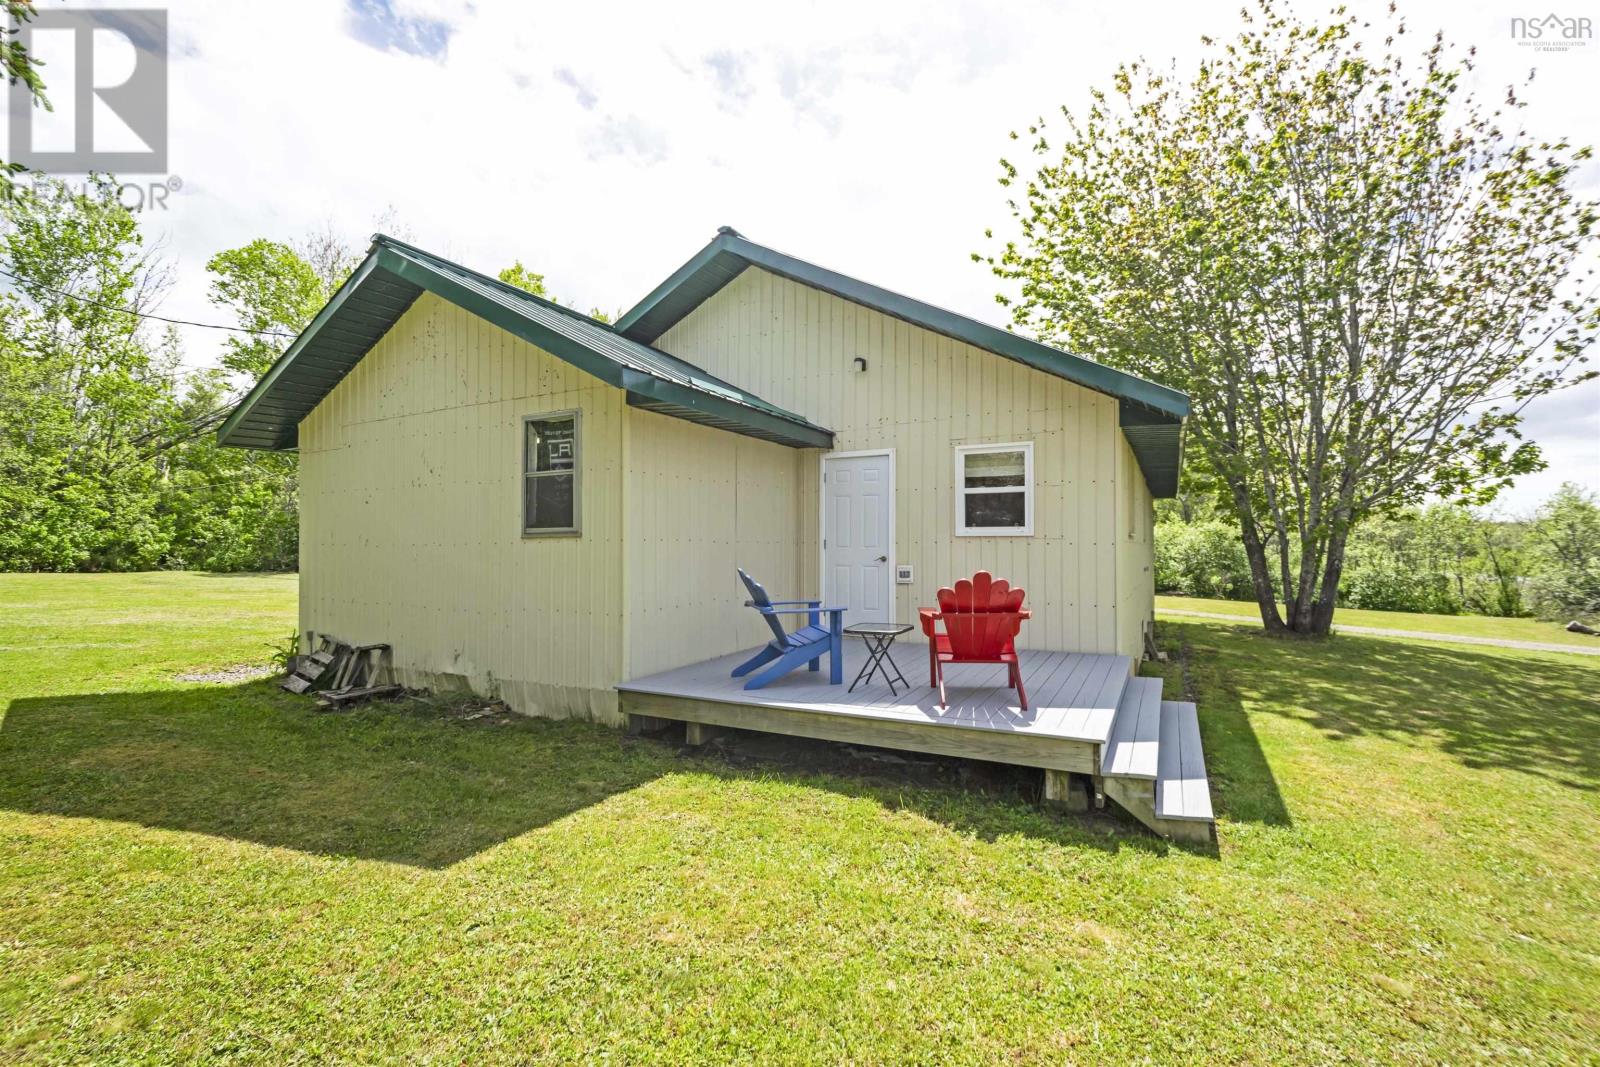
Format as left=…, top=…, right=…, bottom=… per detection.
left=5, top=0, right=1596, bottom=512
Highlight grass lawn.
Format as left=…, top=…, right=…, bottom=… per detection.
left=1157, top=593, right=1600, bottom=650
left=3, top=573, right=1598, bottom=1063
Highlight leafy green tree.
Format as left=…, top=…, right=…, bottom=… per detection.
left=179, top=239, right=335, bottom=571
left=0, top=193, right=372, bottom=573
left=206, top=239, right=326, bottom=378
left=0, top=177, right=183, bottom=570
left=159, top=369, right=298, bottom=571
left=191, top=216, right=406, bottom=572
left=985, top=1, right=1598, bottom=636
left=498, top=260, right=550, bottom=298
left=498, top=260, right=612, bottom=321
left=2, top=1, right=48, bottom=195
left=1525, top=483, right=1600, bottom=622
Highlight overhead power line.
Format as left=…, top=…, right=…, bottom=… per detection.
left=0, top=266, right=296, bottom=338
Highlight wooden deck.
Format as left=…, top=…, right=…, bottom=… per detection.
left=618, top=642, right=1217, bottom=844
left=618, top=647, right=1131, bottom=775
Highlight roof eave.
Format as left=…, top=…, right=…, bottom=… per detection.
left=618, top=233, right=1190, bottom=421
left=377, top=248, right=830, bottom=449
left=216, top=248, right=387, bottom=449
left=218, top=237, right=832, bottom=454
left=614, top=232, right=736, bottom=338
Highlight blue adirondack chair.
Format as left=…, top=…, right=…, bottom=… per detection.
left=731, top=568, right=845, bottom=690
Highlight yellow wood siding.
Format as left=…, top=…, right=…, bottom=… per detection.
left=299, top=292, right=627, bottom=724
left=622, top=410, right=806, bottom=678
left=298, top=266, right=1157, bottom=724
left=1115, top=434, right=1156, bottom=658
left=655, top=267, right=1147, bottom=657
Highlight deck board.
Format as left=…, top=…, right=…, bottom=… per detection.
left=618, top=647, right=1132, bottom=743
left=1053, top=654, right=1124, bottom=743
left=1101, top=677, right=1162, bottom=779
left=1155, top=700, right=1214, bottom=822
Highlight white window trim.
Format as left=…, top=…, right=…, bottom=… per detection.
left=954, top=441, right=1034, bottom=537
left=522, top=409, right=581, bottom=538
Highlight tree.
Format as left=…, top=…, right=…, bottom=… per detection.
left=159, top=367, right=299, bottom=571
left=190, top=214, right=409, bottom=572
left=1525, top=483, right=1600, bottom=622
left=985, top=1, right=1599, bottom=636
left=185, top=239, right=336, bottom=572
left=498, top=260, right=550, bottom=298
left=498, top=260, right=612, bottom=321
left=206, top=239, right=326, bottom=378
left=2, top=1, right=49, bottom=196
left=0, top=177, right=184, bottom=569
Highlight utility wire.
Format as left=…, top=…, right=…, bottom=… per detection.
left=0, top=265, right=296, bottom=338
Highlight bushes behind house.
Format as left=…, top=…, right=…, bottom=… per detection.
left=1155, top=484, right=1600, bottom=622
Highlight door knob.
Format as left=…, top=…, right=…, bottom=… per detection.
left=875, top=555, right=888, bottom=563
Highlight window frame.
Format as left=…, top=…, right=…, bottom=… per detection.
left=954, top=441, right=1034, bottom=537
left=522, top=409, right=581, bottom=538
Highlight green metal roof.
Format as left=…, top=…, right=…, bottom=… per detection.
left=616, top=228, right=1189, bottom=496
left=218, top=235, right=835, bottom=452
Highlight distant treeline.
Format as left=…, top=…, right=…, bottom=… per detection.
left=0, top=179, right=599, bottom=574
left=1156, top=486, right=1600, bottom=622
left=0, top=178, right=355, bottom=572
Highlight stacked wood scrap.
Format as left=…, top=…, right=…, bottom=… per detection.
left=317, top=642, right=402, bottom=708
left=280, top=635, right=403, bottom=708
left=280, top=635, right=339, bottom=693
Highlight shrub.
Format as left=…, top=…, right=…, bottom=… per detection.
left=1155, top=520, right=1253, bottom=599
left=1339, top=564, right=1459, bottom=615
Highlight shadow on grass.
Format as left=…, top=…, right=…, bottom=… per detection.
left=1163, top=620, right=1600, bottom=794
left=1146, top=632, right=1294, bottom=828
left=0, top=681, right=1178, bottom=869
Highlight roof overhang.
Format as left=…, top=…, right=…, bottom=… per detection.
left=617, top=229, right=1190, bottom=496
left=219, top=236, right=834, bottom=453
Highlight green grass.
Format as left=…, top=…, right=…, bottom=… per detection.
left=1158, top=593, right=1600, bottom=649
left=2, top=573, right=1598, bottom=1063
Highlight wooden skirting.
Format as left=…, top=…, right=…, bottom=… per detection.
left=620, top=690, right=1098, bottom=775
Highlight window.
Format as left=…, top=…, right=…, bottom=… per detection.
left=523, top=411, right=579, bottom=535
left=955, top=442, right=1033, bottom=536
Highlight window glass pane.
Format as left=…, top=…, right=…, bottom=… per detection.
left=525, top=473, right=575, bottom=530
left=526, top=417, right=576, bottom=474
left=963, top=449, right=1025, bottom=488
left=964, top=490, right=1026, bottom=529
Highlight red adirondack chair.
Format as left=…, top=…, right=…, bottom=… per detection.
left=918, top=572, right=1031, bottom=710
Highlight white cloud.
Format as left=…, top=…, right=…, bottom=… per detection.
left=6, top=0, right=1595, bottom=503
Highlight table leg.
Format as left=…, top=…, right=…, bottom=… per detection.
left=882, top=644, right=908, bottom=691
left=846, top=633, right=912, bottom=696
left=847, top=640, right=877, bottom=693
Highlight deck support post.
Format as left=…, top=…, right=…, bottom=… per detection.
left=1042, top=769, right=1089, bottom=812
left=684, top=721, right=720, bottom=747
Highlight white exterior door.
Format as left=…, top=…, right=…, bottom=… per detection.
left=822, top=452, right=893, bottom=627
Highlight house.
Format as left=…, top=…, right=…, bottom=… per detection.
left=219, top=227, right=1211, bottom=840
